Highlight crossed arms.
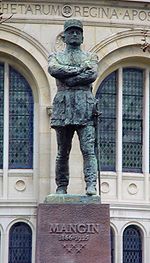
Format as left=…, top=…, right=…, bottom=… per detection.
left=48, top=52, right=98, bottom=86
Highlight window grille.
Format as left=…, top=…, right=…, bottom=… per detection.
left=9, top=222, right=32, bottom=263
left=122, top=68, right=143, bottom=172
left=0, top=64, right=4, bottom=169
left=9, top=66, right=34, bottom=168
left=123, top=225, right=142, bottom=263
left=110, top=228, right=115, bottom=263
left=96, top=72, right=117, bottom=171
left=149, top=72, right=150, bottom=173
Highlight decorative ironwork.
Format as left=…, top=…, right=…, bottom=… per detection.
left=123, top=225, right=142, bottom=263
left=96, top=71, right=117, bottom=171
left=9, top=222, right=32, bottom=263
left=9, top=67, right=34, bottom=168
left=0, top=64, right=4, bottom=169
left=122, top=68, right=143, bottom=172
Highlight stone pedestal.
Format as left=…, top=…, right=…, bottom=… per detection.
left=35, top=195, right=111, bottom=263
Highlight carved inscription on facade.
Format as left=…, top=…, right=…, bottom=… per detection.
left=0, top=3, right=150, bottom=23
left=49, top=223, right=100, bottom=253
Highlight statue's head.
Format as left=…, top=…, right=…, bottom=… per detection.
left=63, top=19, right=83, bottom=47
left=64, top=19, right=83, bottom=32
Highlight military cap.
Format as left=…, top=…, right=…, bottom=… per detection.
left=64, top=19, right=83, bottom=32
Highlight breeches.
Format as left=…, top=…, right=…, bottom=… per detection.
left=55, top=125, right=97, bottom=188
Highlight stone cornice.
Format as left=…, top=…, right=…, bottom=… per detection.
left=1, top=1, right=149, bottom=28
left=1, top=0, right=150, bottom=8
left=1, top=0, right=150, bottom=3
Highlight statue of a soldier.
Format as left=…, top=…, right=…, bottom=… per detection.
left=48, top=19, right=99, bottom=195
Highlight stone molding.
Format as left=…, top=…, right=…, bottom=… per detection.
left=91, top=29, right=150, bottom=57
left=90, top=29, right=150, bottom=91
left=0, top=23, right=50, bottom=104
left=120, top=221, right=147, bottom=236
left=0, top=23, right=48, bottom=60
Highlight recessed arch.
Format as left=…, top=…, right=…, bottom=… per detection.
left=0, top=24, right=48, bottom=61
left=110, top=222, right=118, bottom=236
left=110, top=223, right=119, bottom=263
left=6, top=219, right=35, bottom=263
left=0, top=224, right=4, bottom=263
left=121, top=221, right=146, bottom=237
left=123, top=224, right=143, bottom=263
left=90, top=29, right=150, bottom=94
left=90, top=29, right=150, bottom=60
left=6, top=218, right=34, bottom=234
left=0, top=24, right=52, bottom=203
left=0, top=24, right=50, bottom=106
left=8, top=221, right=32, bottom=263
left=110, top=225, right=116, bottom=263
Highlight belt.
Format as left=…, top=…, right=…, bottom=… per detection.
left=57, top=85, right=92, bottom=91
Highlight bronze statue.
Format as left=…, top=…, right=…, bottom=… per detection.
left=48, top=19, right=99, bottom=195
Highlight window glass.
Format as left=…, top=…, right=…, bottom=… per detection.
left=9, top=66, right=34, bottom=169
left=110, top=227, right=115, bottom=263
left=122, top=68, right=143, bottom=172
left=97, top=68, right=144, bottom=172
left=0, top=64, right=4, bottom=169
left=96, top=71, right=117, bottom=171
left=9, top=222, right=32, bottom=263
left=123, top=225, right=142, bottom=263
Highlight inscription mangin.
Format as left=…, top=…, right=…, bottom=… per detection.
left=49, top=223, right=101, bottom=253
left=49, top=223, right=100, bottom=234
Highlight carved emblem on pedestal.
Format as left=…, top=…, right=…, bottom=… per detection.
left=63, top=243, right=87, bottom=253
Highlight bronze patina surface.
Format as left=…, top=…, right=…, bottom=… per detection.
left=48, top=19, right=99, bottom=196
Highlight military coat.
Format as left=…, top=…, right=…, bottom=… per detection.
left=48, top=49, right=98, bottom=127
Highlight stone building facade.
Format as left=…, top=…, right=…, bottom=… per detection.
left=0, top=0, right=150, bottom=262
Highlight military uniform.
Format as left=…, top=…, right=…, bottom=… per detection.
left=49, top=50, right=98, bottom=127
left=48, top=19, right=99, bottom=195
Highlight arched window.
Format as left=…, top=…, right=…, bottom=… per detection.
left=122, top=68, right=143, bottom=172
left=0, top=64, right=4, bottom=168
left=0, top=230, right=1, bottom=262
left=96, top=71, right=117, bottom=171
left=0, top=63, right=33, bottom=169
left=96, top=67, right=144, bottom=172
left=123, top=225, right=142, bottom=263
left=9, top=222, right=32, bottom=263
left=9, top=66, right=33, bottom=168
left=110, top=227, right=115, bottom=263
